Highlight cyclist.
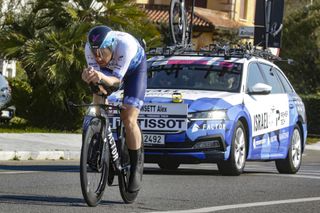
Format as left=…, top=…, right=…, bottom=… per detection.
left=82, top=25, right=146, bottom=193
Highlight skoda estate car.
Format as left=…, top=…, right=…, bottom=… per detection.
left=108, top=48, right=307, bottom=176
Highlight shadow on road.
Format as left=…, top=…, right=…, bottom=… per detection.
left=0, top=163, right=281, bottom=176
left=0, top=194, right=123, bottom=207
left=143, top=167, right=221, bottom=176
left=0, top=165, right=79, bottom=173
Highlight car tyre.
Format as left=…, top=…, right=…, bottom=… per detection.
left=158, top=161, right=180, bottom=170
left=275, top=124, right=302, bottom=174
left=217, top=121, right=247, bottom=176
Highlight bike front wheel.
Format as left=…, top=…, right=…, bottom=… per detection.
left=80, top=117, right=109, bottom=207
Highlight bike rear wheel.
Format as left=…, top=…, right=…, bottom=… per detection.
left=117, top=124, right=144, bottom=204
left=80, top=117, right=109, bottom=207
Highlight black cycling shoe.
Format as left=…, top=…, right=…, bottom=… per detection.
left=128, top=148, right=144, bottom=192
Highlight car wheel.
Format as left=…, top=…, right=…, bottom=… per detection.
left=275, top=124, right=302, bottom=174
left=158, top=161, right=180, bottom=170
left=217, top=121, right=247, bottom=176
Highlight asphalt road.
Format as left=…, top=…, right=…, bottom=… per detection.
left=0, top=150, right=319, bottom=213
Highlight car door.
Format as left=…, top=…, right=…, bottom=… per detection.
left=257, top=62, right=290, bottom=159
left=244, top=62, right=273, bottom=159
left=272, top=67, right=302, bottom=157
left=244, top=61, right=288, bottom=160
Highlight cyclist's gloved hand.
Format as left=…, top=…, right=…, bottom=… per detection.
left=82, top=66, right=101, bottom=84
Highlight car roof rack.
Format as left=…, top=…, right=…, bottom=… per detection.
left=146, top=43, right=284, bottom=62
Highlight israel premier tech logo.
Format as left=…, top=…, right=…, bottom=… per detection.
left=254, top=112, right=269, bottom=132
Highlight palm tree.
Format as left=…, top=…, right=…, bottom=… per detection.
left=0, top=0, right=161, bottom=129
left=280, top=1, right=320, bottom=94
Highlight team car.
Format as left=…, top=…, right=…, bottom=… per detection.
left=108, top=47, right=307, bottom=175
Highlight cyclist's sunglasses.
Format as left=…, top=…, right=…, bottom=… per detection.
left=91, top=48, right=111, bottom=59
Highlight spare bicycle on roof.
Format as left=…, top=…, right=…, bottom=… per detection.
left=161, top=0, right=287, bottom=62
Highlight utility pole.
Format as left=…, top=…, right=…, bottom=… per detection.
left=264, top=0, right=272, bottom=50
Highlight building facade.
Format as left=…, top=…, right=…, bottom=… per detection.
left=137, top=0, right=255, bottom=24
left=136, top=0, right=255, bottom=49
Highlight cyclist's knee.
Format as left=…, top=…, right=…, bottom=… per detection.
left=123, top=118, right=138, bottom=132
left=121, top=106, right=139, bottom=129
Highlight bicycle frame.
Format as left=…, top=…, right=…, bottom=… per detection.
left=70, top=102, right=124, bottom=173
left=100, top=107, right=126, bottom=175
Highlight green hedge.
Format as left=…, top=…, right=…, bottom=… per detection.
left=301, top=94, right=320, bottom=135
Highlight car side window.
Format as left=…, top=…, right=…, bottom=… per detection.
left=246, top=63, right=266, bottom=92
left=259, top=63, right=284, bottom=94
left=273, top=68, right=294, bottom=93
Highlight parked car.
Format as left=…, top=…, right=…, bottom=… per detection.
left=108, top=47, right=307, bottom=175
left=0, top=74, right=14, bottom=122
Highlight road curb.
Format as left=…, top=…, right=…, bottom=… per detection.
left=0, top=151, right=80, bottom=161
left=305, top=144, right=320, bottom=151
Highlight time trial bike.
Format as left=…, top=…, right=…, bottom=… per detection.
left=70, top=95, right=143, bottom=206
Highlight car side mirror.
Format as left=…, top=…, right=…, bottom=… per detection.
left=248, top=83, right=272, bottom=95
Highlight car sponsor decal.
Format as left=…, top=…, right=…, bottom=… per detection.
left=253, top=108, right=289, bottom=135
left=253, top=131, right=289, bottom=149
left=155, top=56, right=245, bottom=66
left=110, top=103, right=188, bottom=131
left=187, top=120, right=227, bottom=141
left=245, top=94, right=290, bottom=137
left=167, top=59, right=209, bottom=65
left=190, top=122, right=226, bottom=133
left=250, top=127, right=290, bottom=159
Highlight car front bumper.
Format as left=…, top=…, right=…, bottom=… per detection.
left=145, top=148, right=225, bottom=164
left=144, top=134, right=227, bottom=163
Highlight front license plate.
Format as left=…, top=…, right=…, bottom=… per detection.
left=143, top=134, right=165, bottom=145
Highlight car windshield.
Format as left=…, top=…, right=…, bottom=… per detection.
left=147, top=63, right=243, bottom=92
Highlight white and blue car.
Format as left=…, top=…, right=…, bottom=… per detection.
left=109, top=53, right=307, bottom=175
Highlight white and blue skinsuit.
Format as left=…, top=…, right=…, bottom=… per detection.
left=85, top=31, right=147, bottom=109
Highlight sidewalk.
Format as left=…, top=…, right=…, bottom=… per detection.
left=0, top=133, right=81, bottom=161
left=0, top=133, right=319, bottom=161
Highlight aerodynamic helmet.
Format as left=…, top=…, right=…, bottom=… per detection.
left=87, top=25, right=116, bottom=50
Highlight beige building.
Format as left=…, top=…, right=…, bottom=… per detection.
left=136, top=0, right=255, bottom=49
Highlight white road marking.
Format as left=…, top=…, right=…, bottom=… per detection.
left=148, top=197, right=320, bottom=213
left=0, top=171, right=37, bottom=174
left=297, top=171, right=320, bottom=175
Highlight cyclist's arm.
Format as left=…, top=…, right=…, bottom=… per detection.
left=84, top=42, right=120, bottom=87
left=98, top=73, right=120, bottom=87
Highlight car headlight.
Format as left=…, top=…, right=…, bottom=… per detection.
left=189, top=110, right=228, bottom=120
